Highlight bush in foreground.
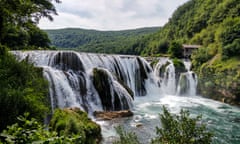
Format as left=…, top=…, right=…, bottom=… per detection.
left=113, top=126, right=140, bottom=144
left=115, top=106, right=213, bottom=144
left=0, top=47, right=50, bottom=131
left=152, top=106, right=213, bottom=144
left=0, top=113, right=79, bottom=144
left=50, top=108, right=102, bottom=144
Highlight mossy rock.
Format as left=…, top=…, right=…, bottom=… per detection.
left=172, top=58, right=187, bottom=73
left=50, top=108, right=101, bottom=144
left=196, top=57, right=240, bottom=106
left=150, top=59, right=159, bottom=68
left=172, top=58, right=187, bottom=84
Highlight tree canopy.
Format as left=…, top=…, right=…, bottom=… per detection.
left=45, top=27, right=160, bottom=54
left=0, top=0, right=61, bottom=49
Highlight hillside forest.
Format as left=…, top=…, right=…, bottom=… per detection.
left=45, top=27, right=160, bottom=54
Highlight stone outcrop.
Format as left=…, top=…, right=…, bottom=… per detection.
left=94, top=110, right=133, bottom=120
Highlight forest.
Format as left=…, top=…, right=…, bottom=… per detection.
left=45, top=27, right=160, bottom=54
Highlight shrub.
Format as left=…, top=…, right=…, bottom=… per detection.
left=50, top=108, right=101, bottom=144
left=113, top=126, right=140, bottom=144
left=151, top=106, right=213, bottom=144
left=0, top=113, right=80, bottom=144
left=113, top=106, right=213, bottom=144
left=0, top=52, right=50, bottom=131
left=168, top=41, right=183, bottom=58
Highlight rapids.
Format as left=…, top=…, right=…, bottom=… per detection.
left=12, top=51, right=240, bottom=144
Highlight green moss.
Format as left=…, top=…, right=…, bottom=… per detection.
left=172, top=58, right=187, bottom=84
left=50, top=108, right=101, bottom=144
left=150, top=59, right=159, bottom=68
left=196, top=56, right=240, bottom=105
left=172, top=58, right=186, bottom=72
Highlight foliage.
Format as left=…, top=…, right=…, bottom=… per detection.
left=0, top=113, right=81, bottom=144
left=134, top=0, right=240, bottom=57
left=0, top=50, right=50, bottom=131
left=50, top=108, right=101, bottom=144
left=191, top=47, right=214, bottom=69
left=196, top=56, right=240, bottom=105
left=151, top=106, right=213, bottom=144
left=216, top=17, right=240, bottom=59
left=0, top=0, right=60, bottom=49
left=0, top=0, right=60, bottom=132
left=113, top=126, right=140, bottom=144
left=45, top=27, right=160, bottom=54
left=168, top=41, right=183, bottom=58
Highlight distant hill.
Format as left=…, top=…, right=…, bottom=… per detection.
left=45, top=27, right=160, bottom=54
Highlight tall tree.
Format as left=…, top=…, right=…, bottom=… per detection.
left=0, top=0, right=61, bottom=48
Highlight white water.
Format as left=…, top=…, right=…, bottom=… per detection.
left=12, top=51, right=155, bottom=112
left=12, top=51, right=240, bottom=144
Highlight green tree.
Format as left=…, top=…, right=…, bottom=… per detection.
left=28, top=26, right=51, bottom=48
left=0, top=51, right=50, bottom=131
left=168, top=41, right=183, bottom=58
left=216, top=17, right=240, bottom=59
left=151, top=106, right=213, bottom=144
left=0, top=0, right=60, bottom=48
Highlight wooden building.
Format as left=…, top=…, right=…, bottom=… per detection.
left=182, top=44, right=201, bottom=58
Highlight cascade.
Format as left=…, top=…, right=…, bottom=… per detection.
left=176, top=71, right=198, bottom=96
left=153, top=58, right=198, bottom=96
left=176, top=60, right=198, bottom=96
left=12, top=51, right=153, bottom=113
left=12, top=51, right=198, bottom=114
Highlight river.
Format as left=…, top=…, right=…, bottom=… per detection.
left=12, top=51, right=240, bottom=144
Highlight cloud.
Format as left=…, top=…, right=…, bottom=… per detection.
left=38, top=0, right=189, bottom=30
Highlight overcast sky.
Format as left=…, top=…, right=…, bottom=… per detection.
left=38, top=0, right=189, bottom=30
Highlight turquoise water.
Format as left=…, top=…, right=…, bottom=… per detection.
left=99, top=95, right=240, bottom=144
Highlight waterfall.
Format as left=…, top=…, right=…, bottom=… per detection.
left=176, top=60, right=198, bottom=96
left=12, top=51, right=152, bottom=113
left=176, top=71, right=198, bottom=96
left=153, top=58, right=198, bottom=96
left=12, top=51, right=198, bottom=113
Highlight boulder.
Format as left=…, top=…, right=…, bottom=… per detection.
left=94, top=110, right=134, bottom=120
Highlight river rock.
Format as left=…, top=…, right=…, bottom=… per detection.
left=94, top=110, right=134, bottom=120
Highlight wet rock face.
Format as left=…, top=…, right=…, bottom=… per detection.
left=92, top=68, right=112, bottom=111
left=135, top=57, right=149, bottom=96
left=51, top=52, right=85, bottom=72
left=92, top=68, right=133, bottom=111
